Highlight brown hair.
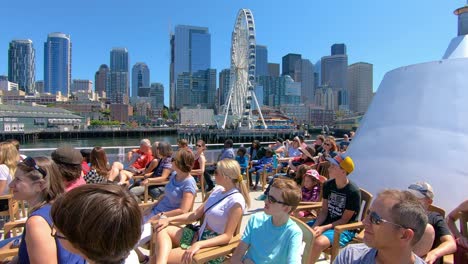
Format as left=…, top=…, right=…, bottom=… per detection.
left=51, top=184, right=142, bottom=264
left=16, top=157, right=64, bottom=213
left=89, top=147, right=109, bottom=178
left=377, top=190, right=428, bottom=245
left=316, top=135, right=325, bottom=143
left=0, top=142, right=19, bottom=176
left=296, top=164, right=312, bottom=185
left=325, top=138, right=337, bottom=152
left=178, top=139, right=188, bottom=147
left=272, top=178, right=302, bottom=212
left=216, top=159, right=251, bottom=208
left=174, top=149, right=195, bottom=173
left=157, top=141, right=173, bottom=158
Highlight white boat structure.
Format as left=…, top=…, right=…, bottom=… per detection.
left=348, top=3, right=468, bottom=213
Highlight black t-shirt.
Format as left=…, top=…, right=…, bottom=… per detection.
left=322, top=179, right=361, bottom=225
left=428, top=211, right=452, bottom=264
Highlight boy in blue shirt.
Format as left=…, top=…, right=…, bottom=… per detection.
left=235, top=147, right=249, bottom=175
left=231, top=178, right=303, bottom=264
left=248, top=148, right=274, bottom=190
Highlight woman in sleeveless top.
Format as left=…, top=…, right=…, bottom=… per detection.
left=0, top=142, right=19, bottom=211
left=9, top=156, right=85, bottom=264
left=151, top=159, right=251, bottom=264
left=191, top=140, right=206, bottom=187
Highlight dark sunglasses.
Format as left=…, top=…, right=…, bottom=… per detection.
left=369, top=211, right=406, bottom=229
left=408, top=184, right=429, bottom=196
left=50, top=224, right=67, bottom=240
left=23, top=157, right=47, bottom=178
left=324, top=143, right=331, bottom=146
left=196, top=144, right=203, bottom=147
left=267, top=195, right=289, bottom=206
left=171, top=157, right=176, bottom=162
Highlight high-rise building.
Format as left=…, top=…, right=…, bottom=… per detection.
left=268, top=63, right=280, bottom=77
left=331, top=43, right=347, bottom=55
left=8, top=39, right=35, bottom=94
left=94, top=64, right=109, bottom=98
left=257, top=75, right=301, bottom=107
left=131, top=62, right=150, bottom=98
left=255, top=45, right=268, bottom=76
left=170, top=25, right=211, bottom=109
left=44, top=33, right=72, bottom=97
left=149, top=83, right=164, bottom=115
left=109, top=48, right=129, bottom=104
left=218, top=69, right=230, bottom=108
left=35, top=80, right=44, bottom=93
left=72, top=79, right=93, bottom=93
left=348, top=62, right=373, bottom=113
left=294, top=59, right=315, bottom=104
left=175, top=69, right=216, bottom=109
left=282, top=53, right=301, bottom=79
left=321, top=44, right=348, bottom=109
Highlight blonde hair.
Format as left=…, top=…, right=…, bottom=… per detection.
left=272, top=178, right=302, bottom=213
left=216, top=159, right=251, bottom=208
left=0, top=142, right=19, bottom=177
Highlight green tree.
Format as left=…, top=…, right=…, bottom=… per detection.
left=162, top=108, right=169, bottom=119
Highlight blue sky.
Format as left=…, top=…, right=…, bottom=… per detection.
left=0, top=0, right=462, bottom=106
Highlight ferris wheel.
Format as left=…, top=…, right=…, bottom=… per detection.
left=221, top=9, right=267, bottom=129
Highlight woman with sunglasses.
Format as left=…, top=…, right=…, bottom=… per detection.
left=9, top=156, right=85, bottom=264
left=190, top=140, right=207, bottom=191
left=320, top=138, right=338, bottom=161
left=151, top=159, right=250, bottom=264
left=232, top=178, right=303, bottom=264
left=134, top=148, right=197, bottom=263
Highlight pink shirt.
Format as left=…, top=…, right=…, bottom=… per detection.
left=65, top=176, right=86, bottom=192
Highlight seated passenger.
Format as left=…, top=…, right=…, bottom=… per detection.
left=248, top=147, right=274, bottom=190
left=84, top=147, right=119, bottom=184
left=79, top=149, right=91, bottom=175
left=51, top=145, right=86, bottom=191
left=334, top=190, right=428, bottom=264
left=447, top=199, right=468, bottom=264
left=51, top=184, right=142, bottom=264
left=296, top=169, right=325, bottom=218
left=235, top=147, right=249, bottom=175
left=190, top=140, right=207, bottom=185
left=112, top=139, right=154, bottom=175
left=231, top=178, right=303, bottom=264
left=151, top=159, right=250, bottom=264
left=8, top=157, right=85, bottom=263
left=117, top=142, right=161, bottom=185
left=308, top=154, right=361, bottom=263
left=408, top=182, right=456, bottom=264
left=269, top=138, right=286, bottom=158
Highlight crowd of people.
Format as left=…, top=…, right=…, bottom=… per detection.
left=0, top=136, right=465, bottom=264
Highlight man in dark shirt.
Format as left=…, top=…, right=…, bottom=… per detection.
left=308, top=154, right=361, bottom=263
left=408, top=182, right=456, bottom=264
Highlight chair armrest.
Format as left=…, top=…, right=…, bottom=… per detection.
left=192, top=235, right=241, bottom=264
left=0, top=194, right=13, bottom=200
left=147, top=181, right=169, bottom=187
left=0, top=248, right=18, bottom=261
left=295, top=202, right=323, bottom=211
left=133, top=175, right=145, bottom=180
left=334, top=221, right=365, bottom=233
left=3, top=220, right=27, bottom=239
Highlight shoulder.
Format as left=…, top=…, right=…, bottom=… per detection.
left=347, top=180, right=361, bottom=192
left=248, top=212, right=269, bottom=226
left=337, top=244, right=375, bottom=262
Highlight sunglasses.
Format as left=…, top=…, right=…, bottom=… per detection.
left=369, top=211, right=406, bottom=229
left=196, top=144, right=203, bottom=148
left=408, top=184, right=430, bottom=196
left=50, top=224, right=67, bottom=240
left=267, top=195, right=289, bottom=206
left=324, top=143, right=331, bottom=146
left=23, top=157, right=47, bottom=178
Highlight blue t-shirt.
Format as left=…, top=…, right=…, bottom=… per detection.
left=242, top=212, right=303, bottom=264
left=18, top=204, right=86, bottom=264
left=334, top=243, right=426, bottom=264
left=150, top=174, right=197, bottom=216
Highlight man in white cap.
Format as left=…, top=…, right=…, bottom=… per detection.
left=408, top=182, right=457, bottom=264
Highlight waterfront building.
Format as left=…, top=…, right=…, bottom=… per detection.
left=255, top=45, right=268, bottom=76
left=94, top=64, right=109, bottom=98
left=170, top=25, right=211, bottom=109
left=294, top=59, right=315, bottom=104
left=109, top=48, right=129, bottom=104
left=348, top=62, right=373, bottom=113
left=8, top=39, right=35, bottom=94
left=55, top=100, right=104, bottom=122
left=279, top=104, right=310, bottom=124
left=0, top=80, right=19, bottom=91
left=35, top=80, right=44, bottom=93
left=175, top=69, right=216, bottom=109
left=0, top=90, right=57, bottom=105
left=131, top=62, right=150, bottom=98
left=268, top=63, right=280, bottom=77
left=282, top=53, right=301, bottom=80
left=309, top=106, right=335, bottom=126
left=109, top=103, right=133, bottom=123
left=72, top=79, right=93, bottom=94
left=44, top=33, right=72, bottom=97
left=0, top=104, right=83, bottom=133
left=149, top=83, right=164, bottom=116
left=257, top=75, right=301, bottom=107
left=331, top=43, right=347, bottom=55
left=218, top=69, right=230, bottom=108
left=179, top=107, right=214, bottom=126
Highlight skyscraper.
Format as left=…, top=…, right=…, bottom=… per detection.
left=131, top=62, right=150, bottom=98
left=8, top=39, right=35, bottom=94
left=149, top=83, right=164, bottom=115
left=331, top=43, right=347, bottom=55
left=255, top=45, right=268, bottom=76
left=348, top=62, right=373, bottom=113
left=175, top=69, right=216, bottom=109
left=109, top=48, right=129, bottom=104
left=282, top=53, right=301, bottom=79
left=321, top=44, right=348, bottom=109
left=170, top=25, right=212, bottom=109
left=218, top=69, right=230, bottom=108
left=72, top=79, right=93, bottom=93
left=44, top=33, right=72, bottom=96
left=294, top=59, right=315, bottom=104
left=94, top=64, right=109, bottom=98
left=268, top=63, right=280, bottom=77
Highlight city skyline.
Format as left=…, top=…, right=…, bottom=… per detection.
left=0, top=0, right=462, bottom=106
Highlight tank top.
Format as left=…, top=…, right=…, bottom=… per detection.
left=18, top=204, right=86, bottom=264
left=193, top=155, right=201, bottom=170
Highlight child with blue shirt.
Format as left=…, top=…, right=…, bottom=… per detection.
left=248, top=148, right=274, bottom=190
left=235, top=147, right=249, bottom=175
left=231, top=178, right=303, bottom=264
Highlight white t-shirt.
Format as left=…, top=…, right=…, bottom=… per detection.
left=0, top=164, right=13, bottom=195
left=199, top=186, right=246, bottom=239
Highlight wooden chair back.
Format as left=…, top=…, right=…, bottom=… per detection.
left=358, top=188, right=373, bottom=221
left=290, top=216, right=315, bottom=264
left=317, top=161, right=330, bottom=179
left=428, top=204, right=446, bottom=217
left=0, top=194, right=23, bottom=222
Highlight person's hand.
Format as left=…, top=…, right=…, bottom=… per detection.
left=424, top=251, right=439, bottom=264
left=127, top=152, right=132, bottom=161
left=312, top=225, right=325, bottom=236
left=457, top=236, right=468, bottom=249
left=152, top=218, right=169, bottom=232
left=149, top=214, right=162, bottom=222
left=182, top=241, right=201, bottom=263
left=141, top=179, right=149, bottom=185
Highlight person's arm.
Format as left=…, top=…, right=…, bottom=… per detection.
left=0, top=180, right=7, bottom=196
left=141, top=159, right=160, bottom=175
left=425, top=234, right=457, bottom=264
left=191, top=155, right=206, bottom=176
left=24, top=216, right=58, bottom=264
left=315, top=209, right=357, bottom=235
left=447, top=200, right=468, bottom=249
left=127, top=148, right=139, bottom=161
left=153, top=192, right=195, bottom=219
left=231, top=241, right=250, bottom=264
left=181, top=203, right=244, bottom=263
left=153, top=201, right=206, bottom=231
left=145, top=168, right=172, bottom=184
left=312, top=198, right=329, bottom=228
